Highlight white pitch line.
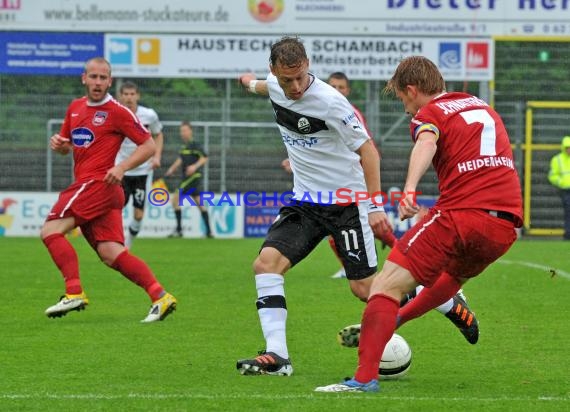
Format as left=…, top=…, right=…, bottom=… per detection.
left=0, top=393, right=568, bottom=402
left=498, top=259, right=570, bottom=280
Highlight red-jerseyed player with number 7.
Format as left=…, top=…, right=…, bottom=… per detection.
left=41, top=57, right=177, bottom=323
left=316, top=55, right=522, bottom=393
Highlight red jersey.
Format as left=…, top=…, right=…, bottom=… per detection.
left=60, top=94, right=150, bottom=182
left=410, top=92, right=522, bottom=224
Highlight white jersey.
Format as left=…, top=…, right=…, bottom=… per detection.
left=115, top=105, right=163, bottom=176
left=267, top=73, right=369, bottom=203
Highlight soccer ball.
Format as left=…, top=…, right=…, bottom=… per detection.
left=379, top=333, right=412, bottom=379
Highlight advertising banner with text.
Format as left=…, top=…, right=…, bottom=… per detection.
left=0, top=31, right=103, bottom=75
left=2, top=0, right=570, bottom=37
left=105, top=33, right=494, bottom=81
left=0, top=192, right=243, bottom=239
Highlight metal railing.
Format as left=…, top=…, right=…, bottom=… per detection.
left=46, top=120, right=278, bottom=192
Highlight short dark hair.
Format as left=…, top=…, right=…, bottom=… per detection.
left=180, top=120, right=192, bottom=128
left=328, top=72, right=350, bottom=85
left=269, top=36, right=307, bottom=68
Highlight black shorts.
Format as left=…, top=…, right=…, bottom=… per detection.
left=122, top=175, right=149, bottom=209
left=262, top=203, right=377, bottom=280
left=178, top=173, right=204, bottom=195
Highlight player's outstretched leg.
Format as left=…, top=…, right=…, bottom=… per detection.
left=398, top=281, right=480, bottom=345
left=443, top=291, right=479, bottom=344
left=337, top=288, right=479, bottom=347
left=336, top=289, right=416, bottom=348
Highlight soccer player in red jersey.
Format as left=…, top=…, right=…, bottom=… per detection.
left=40, top=57, right=177, bottom=323
left=316, top=56, right=522, bottom=392
left=329, top=72, right=479, bottom=346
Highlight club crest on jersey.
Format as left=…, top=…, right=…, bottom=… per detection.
left=71, top=127, right=95, bottom=148
left=297, top=117, right=311, bottom=134
left=92, top=111, right=108, bottom=126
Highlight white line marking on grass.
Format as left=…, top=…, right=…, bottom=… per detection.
left=1, top=393, right=569, bottom=402
left=498, top=259, right=570, bottom=280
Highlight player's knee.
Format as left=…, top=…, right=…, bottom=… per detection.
left=134, top=209, right=144, bottom=220
left=97, top=242, right=125, bottom=266
left=349, top=283, right=369, bottom=302
left=253, top=249, right=290, bottom=275
left=253, top=256, right=271, bottom=274
left=39, top=225, right=50, bottom=240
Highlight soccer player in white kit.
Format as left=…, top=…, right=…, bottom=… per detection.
left=236, top=36, right=391, bottom=376
left=115, top=81, right=164, bottom=248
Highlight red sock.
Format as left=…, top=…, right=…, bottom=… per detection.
left=354, top=293, right=399, bottom=383
left=42, top=233, right=82, bottom=295
left=111, top=250, right=164, bottom=301
left=377, top=230, right=397, bottom=248
left=398, top=272, right=461, bottom=327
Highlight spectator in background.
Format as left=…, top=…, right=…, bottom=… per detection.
left=548, top=136, right=570, bottom=240
left=164, top=121, right=213, bottom=238
left=327, top=72, right=372, bottom=136
left=115, top=81, right=164, bottom=249
left=41, top=57, right=177, bottom=323
left=280, top=158, right=292, bottom=174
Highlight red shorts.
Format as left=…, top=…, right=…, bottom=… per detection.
left=47, top=180, right=125, bottom=248
left=388, top=208, right=517, bottom=287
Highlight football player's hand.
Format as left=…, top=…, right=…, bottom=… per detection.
left=104, top=165, right=125, bottom=185
left=50, top=134, right=71, bottom=154
left=238, top=72, right=256, bottom=89
left=185, top=164, right=197, bottom=176
left=368, top=211, right=391, bottom=237
left=398, top=192, right=420, bottom=221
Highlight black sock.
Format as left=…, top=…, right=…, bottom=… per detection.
left=175, top=209, right=182, bottom=232
left=201, top=210, right=212, bottom=235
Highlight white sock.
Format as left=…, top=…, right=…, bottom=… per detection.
left=415, top=285, right=453, bottom=314
left=129, top=219, right=142, bottom=235
left=255, top=273, right=288, bottom=359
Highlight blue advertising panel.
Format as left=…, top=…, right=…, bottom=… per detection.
left=244, top=202, right=282, bottom=238
left=0, top=32, right=103, bottom=75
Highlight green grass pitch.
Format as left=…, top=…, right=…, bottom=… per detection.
left=1, top=236, right=569, bottom=411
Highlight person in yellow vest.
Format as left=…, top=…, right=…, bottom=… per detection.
left=548, top=136, right=570, bottom=240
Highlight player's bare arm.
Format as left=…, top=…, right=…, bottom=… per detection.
left=152, top=131, right=164, bottom=169
left=357, top=140, right=390, bottom=235
left=399, top=131, right=437, bottom=220
left=105, top=138, right=156, bottom=184
left=165, top=157, right=182, bottom=177
left=239, top=73, right=269, bottom=96
left=50, top=134, right=72, bottom=155
left=185, top=156, right=208, bottom=177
